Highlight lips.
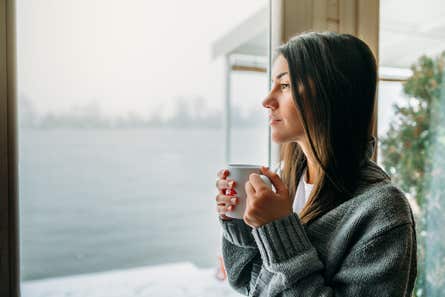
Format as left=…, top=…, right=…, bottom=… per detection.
left=269, top=115, right=282, bottom=125
left=269, top=119, right=281, bottom=125
left=268, top=115, right=281, bottom=121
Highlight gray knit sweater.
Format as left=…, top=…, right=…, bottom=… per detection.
left=218, top=160, right=417, bottom=297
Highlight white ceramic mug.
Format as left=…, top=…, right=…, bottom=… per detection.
left=224, top=164, right=274, bottom=219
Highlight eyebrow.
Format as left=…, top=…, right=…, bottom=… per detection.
left=274, top=72, right=288, bottom=80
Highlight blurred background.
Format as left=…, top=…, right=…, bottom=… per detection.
left=15, top=0, right=445, bottom=296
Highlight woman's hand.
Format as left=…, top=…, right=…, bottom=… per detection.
left=215, top=169, right=239, bottom=221
left=243, top=166, right=293, bottom=228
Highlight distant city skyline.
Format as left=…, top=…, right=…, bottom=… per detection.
left=18, top=95, right=268, bottom=129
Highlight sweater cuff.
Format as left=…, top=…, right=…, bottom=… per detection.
left=251, top=213, right=313, bottom=266
left=218, top=217, right=257, bottom=248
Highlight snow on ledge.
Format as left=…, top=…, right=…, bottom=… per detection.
left=22, top=262, right=243, bottom=297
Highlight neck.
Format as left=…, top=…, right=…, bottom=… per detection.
left=297, top=138, right=318, bottom=184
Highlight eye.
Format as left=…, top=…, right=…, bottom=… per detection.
left=280, top=83, right=290, bottom=91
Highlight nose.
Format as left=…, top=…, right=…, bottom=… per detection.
left=262, top=92, right=278, bottom=110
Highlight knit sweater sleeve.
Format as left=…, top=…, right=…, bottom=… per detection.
left=248, top=212, right=416, bottom=297
left=216, top=161, right=285, bottom=296
left=219, top=217, right=263, bottom=296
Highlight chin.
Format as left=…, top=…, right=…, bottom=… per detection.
left=271, top=129, right=303, bottom=144
left=271, top=132, right=290, bottom=144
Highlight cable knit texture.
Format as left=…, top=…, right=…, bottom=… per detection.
left=219, top=158, right=417, bottom=297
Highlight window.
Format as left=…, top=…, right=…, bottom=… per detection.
left=379, top=1, right=445, bottom=296
left=16, top=1, right=269, bottom=296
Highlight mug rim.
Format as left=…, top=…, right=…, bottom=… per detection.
left=227, top=163, right=263, bottom=168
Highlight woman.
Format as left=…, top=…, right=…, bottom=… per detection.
left=214, top=32, right=417, bottom=297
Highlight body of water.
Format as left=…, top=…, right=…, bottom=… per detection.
left=19, top=127, right=268, bottom=281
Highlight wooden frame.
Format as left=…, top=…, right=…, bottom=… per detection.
left=0, top=0, right=19, bottom=296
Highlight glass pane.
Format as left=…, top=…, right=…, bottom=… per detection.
left=17, top=1, right=268, bottom=296
left=379, top=1, right=445, bottom=296
left=230, top=55, right=269, bottom=165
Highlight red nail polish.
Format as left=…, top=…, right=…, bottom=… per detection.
left=225, top=189, right=237, bottom=196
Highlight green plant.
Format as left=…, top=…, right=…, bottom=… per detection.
left=380, top=52, right=445, bottom=297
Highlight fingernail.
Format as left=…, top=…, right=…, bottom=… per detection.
left=230, top=197, right=237, bottom=203
left=228, top=180, right=235, bottom=188
left=225, top=189, right=237, bottom=196
left=227, top=205, right=233, bottom=211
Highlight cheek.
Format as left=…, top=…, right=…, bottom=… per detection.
left=284, top=102, right=302, bottom=127
left=282, top=108, right=305, bottom=139
left=271, top=97, right=305, bottom=142
left=288, top=112, right=302, bottom=129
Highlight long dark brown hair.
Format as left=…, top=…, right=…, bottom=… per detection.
left=277, top=32, right=379, bottom=225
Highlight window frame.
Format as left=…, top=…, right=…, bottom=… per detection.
left=0, top=1, right=380, bottom=296
left=0, top=0, right=20, bottom=296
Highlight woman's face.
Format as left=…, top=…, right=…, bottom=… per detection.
left=262, top=55, right=305, bottom=144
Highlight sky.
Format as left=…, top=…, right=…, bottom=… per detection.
left=17, top=0, right=268, bottom=118
left=16, top=0, right=440, bottom=133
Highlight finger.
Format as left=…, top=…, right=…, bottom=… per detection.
left=227, top=196, right=238, bottom=205
left=216, top=179, right=236, bottom=191
left=216, top=204, right=234, bottom=214
left=217, top=204, right=227, bottom=214
left=245, top=180, right=255, bottom=197
left=217, top=169, right=230, bottom=179
left=260, top=166, right=286, bottom=194
left=215, top=193, right=223, bottom=203
left=219, top=214, right=232, bottom=221
left=248, top=173, right=270, bottom=192
left=215, top=194, right=239, bottom=205
left=216, top=179, right=228, bottom=191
